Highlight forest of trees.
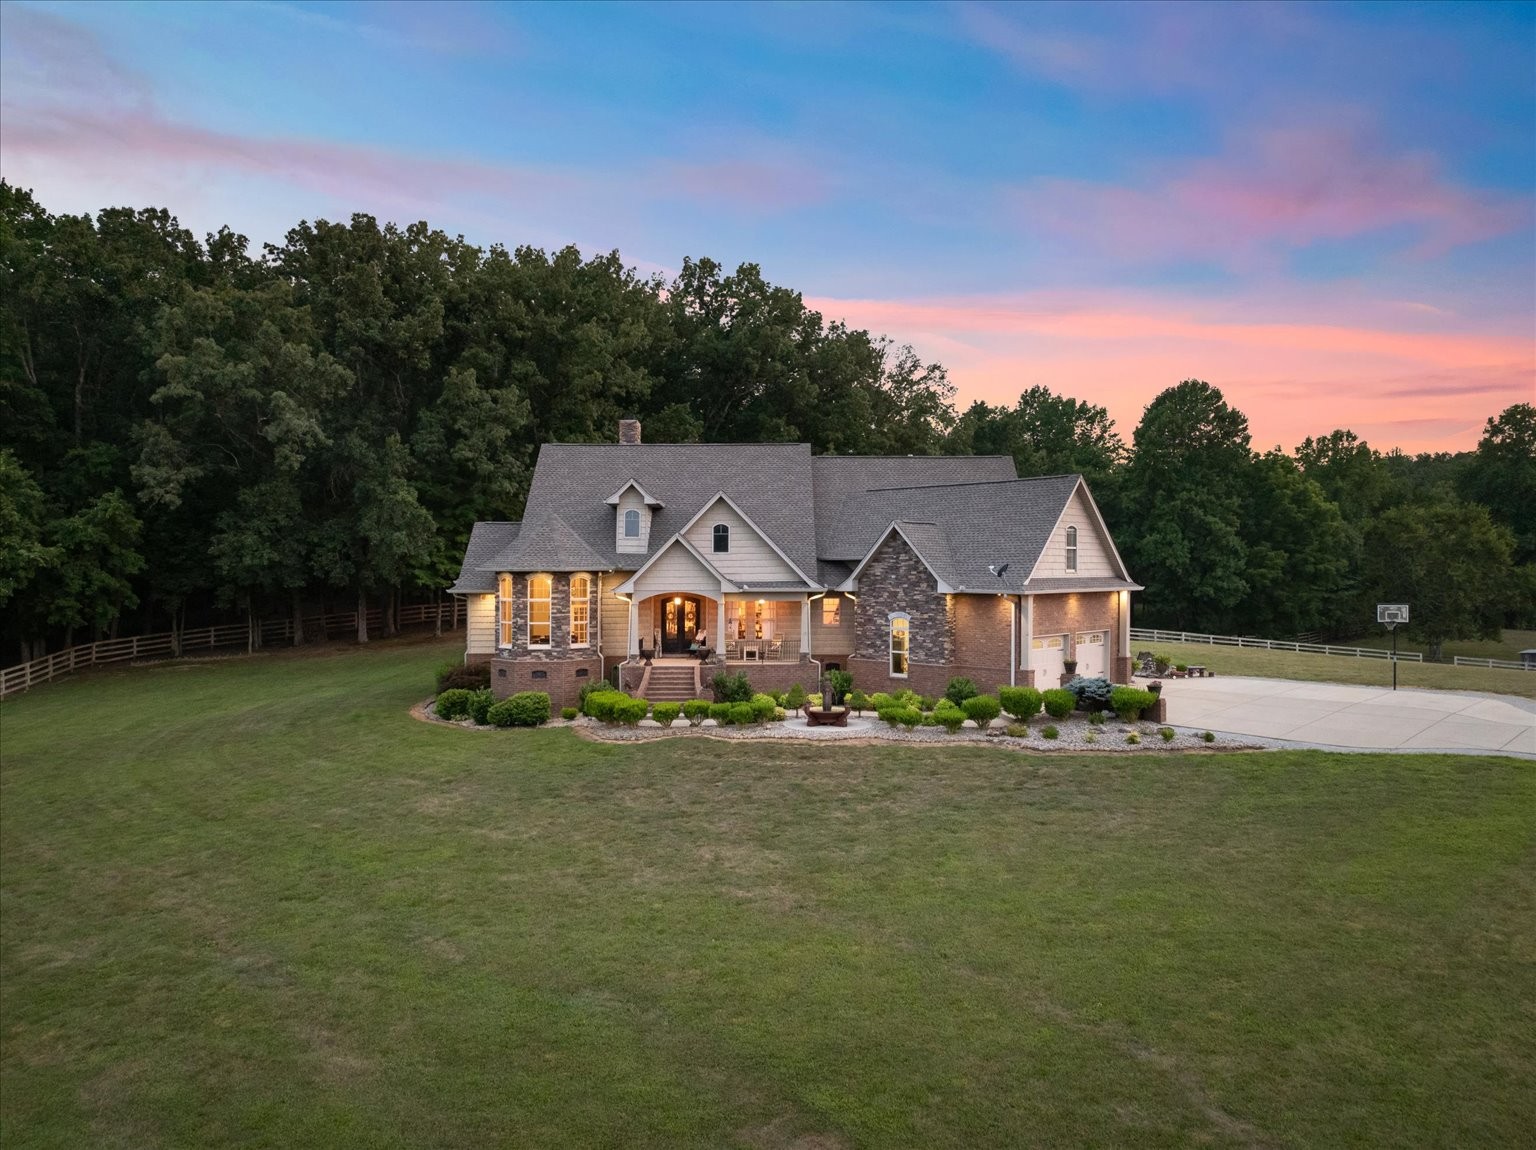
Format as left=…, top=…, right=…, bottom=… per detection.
left=2, top=182, right=1532, bottom=665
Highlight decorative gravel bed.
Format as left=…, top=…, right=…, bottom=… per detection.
left=418, top=701, right=1257, bottom=752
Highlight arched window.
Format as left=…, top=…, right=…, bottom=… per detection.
left=527, top=574, right=552, bottom=646
left=1065, top=525, right=1078, bottom=572
left=569, top=574, right=591, bottom=647
left=713, top=523, right=729, bottom=553
left=497, top=573, right=514, bottom=647
left=623, top=509, right=640, bottom=538
left=889, top=612, right=910, bottom=677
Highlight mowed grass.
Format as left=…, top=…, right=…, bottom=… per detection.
left=3, top=641, right=1533, bottom=1149
left=1144, top=639, right=1536, bottom=700
left=1350, top=627, right=1536, bottom=664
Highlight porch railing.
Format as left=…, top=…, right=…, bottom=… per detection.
left=721, top=636, right=802, bottom=663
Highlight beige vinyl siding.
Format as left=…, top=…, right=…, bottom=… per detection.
left=598, top=573, right=631, bottom=655
left=683, top=498, right=800, bottom=585
left=810, top=593, right=855, bottom=655
left=1035, top=488, right=1118, bottom=578
left=631, top=540, right=721, bottom=597
left=465, top=594, right=496, bottom=654
left=614, top=489, right=651, bottom=554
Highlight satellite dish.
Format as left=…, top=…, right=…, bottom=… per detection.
left=988, top=563, right=1009, bottom=578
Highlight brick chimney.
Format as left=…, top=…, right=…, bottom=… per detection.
left=619, top=419, right=642, bottom=445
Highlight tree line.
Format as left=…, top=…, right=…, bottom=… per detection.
left=1, top=183, right=1531, bottom=664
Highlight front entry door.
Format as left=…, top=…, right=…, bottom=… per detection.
left=661, top=596, right=702, bottom=654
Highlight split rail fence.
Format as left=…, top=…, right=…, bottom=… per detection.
left=1129, top=627, right=1425, bottom=663
left=1, top=600, right=461, bottom=699
left=1452, top=655, right=1532, bottom=671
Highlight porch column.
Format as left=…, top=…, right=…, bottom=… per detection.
left=800, top=595, right=812, bottom=657
left=628, top=597, right=640, bottom=656
left=1117, top=589, right=1131, bottom=660
left=716, top=592, right=727, bottom=655
left=1020, top=594, right=1033, bottom=673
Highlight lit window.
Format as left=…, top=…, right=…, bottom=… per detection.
left=623, top=509, right=640, bottom=538
left=890, top=614, right=910, bottom=677
left=713, top=523, right=729, bottom=553
left=1065, top=525, right=1078, bottom=572
left=497, top=573, right=514, bottom=647
left=570, top=574, right=590, bottom=646
left=528, top=574, right=552, bottom=646
left=821, top=596, right=841, bottom=626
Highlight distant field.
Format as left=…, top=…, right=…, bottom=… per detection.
left=1140, top=640, right=1536, bottom=699
left=3, top=639, right=1534, bottom=1148
left=1348, top=628, right=1536, bottom=663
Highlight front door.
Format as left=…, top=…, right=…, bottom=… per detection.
left=661, top=596, right=702, bottom=654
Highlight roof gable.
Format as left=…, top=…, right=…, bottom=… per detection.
left=450, top=521, right=520, bottom=592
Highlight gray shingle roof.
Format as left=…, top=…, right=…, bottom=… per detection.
left=450, top=521, right=520, bottom=592
left=1023, top=576, right=1143, bottom=592
left=483, top=513, right=613, bottom=573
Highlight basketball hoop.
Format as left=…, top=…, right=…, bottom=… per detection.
left=1376, top=604, right=1409, bottom=691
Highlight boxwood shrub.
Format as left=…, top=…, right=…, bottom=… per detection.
left=583, top=689, right=629, bottom=721
left=998, top=686, right=1042, bottom=721
left=708, top=702, right=732, bottom=722
left=944, top=677, right=979, bottom=705
left=610, top=697, right=649, bottom=725
left=962, top=694, right=1002, bottom=724
left=749, top=693, right=778, bottom=722
left=467, top=689, right=495, bottom=725
left=868, top=692, right=896, bottom=712
left=683, top=700, right=712, bottom=721
left=933, top=700, right=967, bottom=732
left=1041, top=724, right=1060, bottom=739
left=434, top=688, right=474, bottom=721
left=651, top=702, right=681, bottom=725
left=487, top=692, right=550, bottom=728
left=728, top=702, right=756, bottom=725
left=1110, top=685, right=1158, bottom=720
left=1042, top=688, right=1075, bottom=719
left=561, top=707, right=579, bottom=721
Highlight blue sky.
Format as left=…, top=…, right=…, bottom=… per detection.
left=2, top=0, right=1532, bottom=450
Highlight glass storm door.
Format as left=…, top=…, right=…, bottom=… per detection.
left=662, top=596, right=701, bottom=654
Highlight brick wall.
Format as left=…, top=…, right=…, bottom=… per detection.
left=1029, top=591, right=1130, bottom=684
left=490, top=653, right=603, bottom=710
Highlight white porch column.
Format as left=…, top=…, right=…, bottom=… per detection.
left=1117, top=590, right=1131, bottom=661
left=800, top=595, right=812, bottom=657
left=627, top=597, right=640, bottom=656
left=1020, top=595, right=1033, bottom=674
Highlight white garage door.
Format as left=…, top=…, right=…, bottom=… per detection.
left=1075, top=630, right=1107, bottom=678
left=1031, top=635, right=1066, bottom=685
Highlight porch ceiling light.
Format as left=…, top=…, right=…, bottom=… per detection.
left=756, top=598, right=765, bottom=605
left=673, top=596, right=682, bottom=605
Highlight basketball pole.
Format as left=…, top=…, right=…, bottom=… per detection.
left=1391, top=625, right=1398, bottom=692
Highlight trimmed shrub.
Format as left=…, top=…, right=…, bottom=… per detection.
left=1006, top=722, right=1031, bottom=738
left=784, top=684, right=808, bottom=713
left=1202, top=730, right=1216, bottom=743
left=506, top=691, right=550, bottom=727
left=651, top=702, right=681, bottom=725
left=467, top=689, right=495, bottom=725
left=944, top=677, right=979, bottom=705
left=998, top=686, right=1043, bottom=721
left=1041, top=724, right=1059, bottom=739
left=774, top=708, right=786, bottom=722
left=709, top=703, right=732, bottom=722
left=878, top=706, right=905, bottom=728
left=933, top=700, right=967, bottom=732
left=728, top=702, right=756, bottom=726
left=683, top=700, right=712, bottom=721
left=711, top=671, right=754, bottom=703
left=436, top=661, right=491, bottom=693
left=869, top=692, right=896, bottom=712
left=1068, top=676, right=1114, bottom=711
left=1084, top=731, right=1097, bottom=744
left=962, top=695, right=1002, bottom=724
left=918, top=696, right=940, bottom=712
left=920, top=713, right=940, bottom=726
left=1175, top=664, right=1188, bottom=673
left=846, top=689, right=868, bottom=713
left=1042, top=688, right=1075, bottom=719
left=583, top=690, right=628, bottom=721
left=1088, top=710, right=1106, bottom=726
left=826, top=669, right=853, bottom=705
left=898, top=706, right=922, bottom=729
left=611, top=697, right=649, bottom=725
left=1159, top=726, right=1176, bottom=742
left=749, top=694, right=777, bottom=722
left=434, top=688, right=474, bottom=720
left=1126, top=732, right=1141, bottom=745
left=894, top=689, right=922, bottom=709
left=807, top=693, right=822, bottom=707
left=561, top=707, right=579, bottom=721
left=1110, top=685, right=1158, bottom=721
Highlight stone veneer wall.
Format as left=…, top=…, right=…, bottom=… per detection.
left=491, top=572, right=605, bottom=709
left=848, top=532, right=957, bottom=697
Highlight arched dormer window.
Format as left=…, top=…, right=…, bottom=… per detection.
left=713, top=523, right=730, bottom=553
left=1065, top=525, right=1078, bottom=572
left=623, top=509, right=640, bottom=538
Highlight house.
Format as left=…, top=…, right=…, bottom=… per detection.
left=450, top=420, right=1141, bottom=708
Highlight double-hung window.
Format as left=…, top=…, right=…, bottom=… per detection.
left=569, top=574, right=591, bottom=647
left=713, top=524, right=730, bottom=553
left=889, top=613, right=910, bottom=677
left=528, top=575, right=552, bottom=647
left=497, top=573, right=514, bottom=647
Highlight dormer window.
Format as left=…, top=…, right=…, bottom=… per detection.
left=713, top=524, right=729, bottom=553
left=1066, top=525, right=1078, bottom=572
left=623, top=509, right=640, bottom=538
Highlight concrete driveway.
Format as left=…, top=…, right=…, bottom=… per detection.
left=1160, top=675, right=1536, bottom=758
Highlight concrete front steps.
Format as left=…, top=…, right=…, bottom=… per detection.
left=641, top=663, right=699, bottom=703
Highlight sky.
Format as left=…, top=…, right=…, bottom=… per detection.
left=2, top=0, right=1533, bottom=453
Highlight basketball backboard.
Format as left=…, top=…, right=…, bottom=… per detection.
left=1377, top=603, right=1409, bottom=626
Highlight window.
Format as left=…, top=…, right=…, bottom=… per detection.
left=729, top=598, right=773, bottom=639
left=570, top=574, right=591, bottom=646
left=821, top=596, right=841, bottom=626
left=889, top=613, right=910, bottom=677
left=527, top=574, right=552, bottom=646
left=497, top=574, right=514, bottom=647
left=713, top=523, right=729, bottom=553
left=623, top=509, right=640, bottom=538
left=1065, top=525, right=1078, bottom=572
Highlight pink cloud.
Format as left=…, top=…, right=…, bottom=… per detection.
left=1009, top=124, right=1530, bottom=267
left=806, top=290, right=1535, bottom=453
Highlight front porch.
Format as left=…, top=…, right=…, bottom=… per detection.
left=626, top=592, right=808, bottom=664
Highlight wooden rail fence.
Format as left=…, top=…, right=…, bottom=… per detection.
left=1129, top=627, right=1425, bottom=663
left=1, top=600, right=461, bottom=699
left=1452, top=655, right=1532, bottom=671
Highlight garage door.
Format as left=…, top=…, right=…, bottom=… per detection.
left=1031, top=635, right=1065, bottom=685
left=1075, top=630, right=1107, bottom=678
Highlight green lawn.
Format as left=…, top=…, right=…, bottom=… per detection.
left=1142, top=639, right=1536, bottom=700
left=1349, top=627, right=1536, bottom=663
left=3, top=640, right=1533, bottom=1149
